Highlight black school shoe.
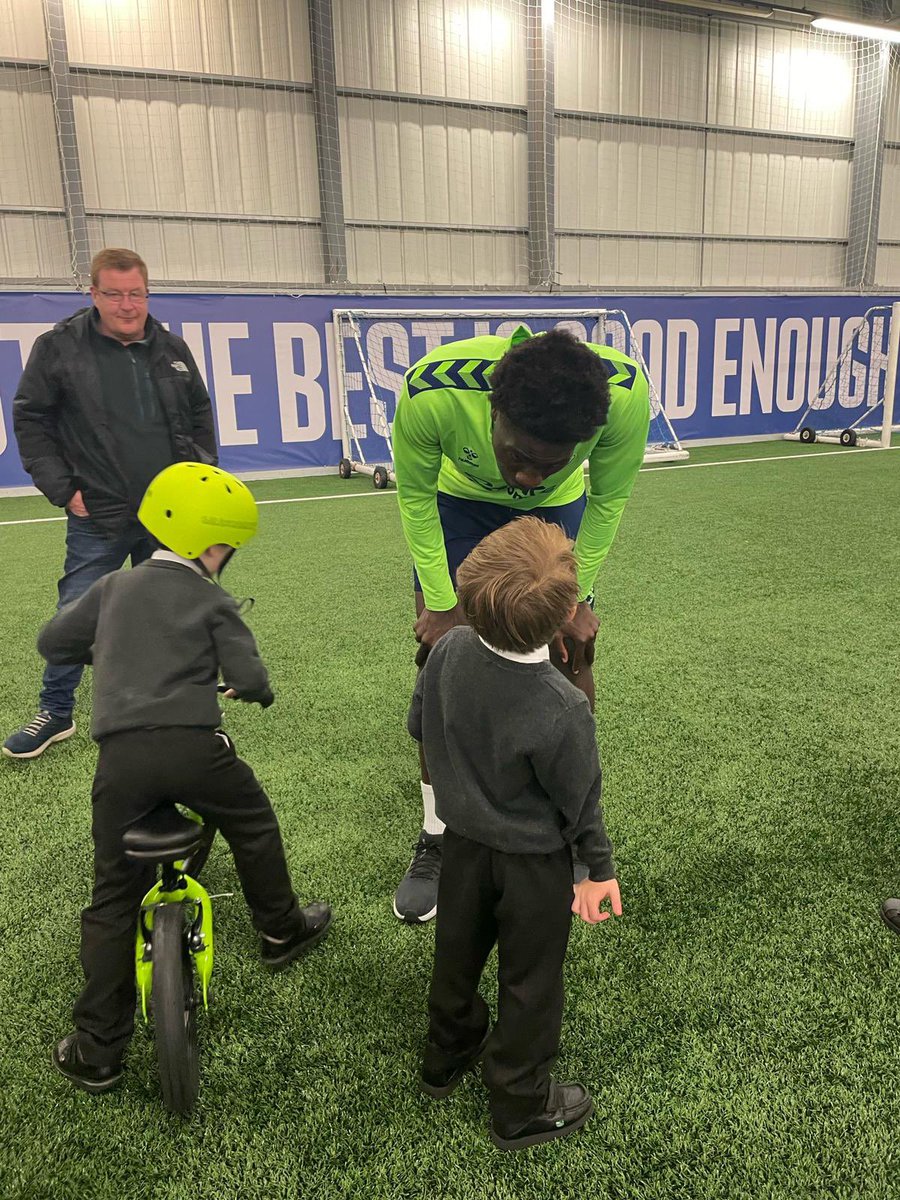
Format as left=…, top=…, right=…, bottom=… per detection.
left=261, top=902, right=333, bottom=970
left=52, top=1033, right=123, bottom=1094
left=420, top=1026, right=491, bottom=1098
left=881, top=898, right=900, bottom=934
left=490, top=1080, right=594, bottom=1151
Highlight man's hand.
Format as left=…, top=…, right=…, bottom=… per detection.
left=552, top=601, right=599, bottom=675
left=414, top=603, right=467, bottom=653
left=66, top=489, right=89, bottom=518
left=571, top=877, right=622, bottom=925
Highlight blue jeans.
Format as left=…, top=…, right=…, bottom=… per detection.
left=40, top=515, right=155, bottom=718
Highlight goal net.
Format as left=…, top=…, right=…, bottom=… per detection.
left=784, top=301, right=900, bottom=450
left=332, top=307, right=688, bottom=485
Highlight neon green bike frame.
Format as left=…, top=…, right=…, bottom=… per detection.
left=134, top=810, right=214, bottom=1021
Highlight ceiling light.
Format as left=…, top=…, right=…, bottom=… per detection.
left=812, top=16, right=900, bottom=41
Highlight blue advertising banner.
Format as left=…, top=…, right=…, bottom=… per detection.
left=0, top=291, right=896, bottom=490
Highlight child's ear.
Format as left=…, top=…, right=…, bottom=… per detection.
left=567, top=603, right=578, bottom=622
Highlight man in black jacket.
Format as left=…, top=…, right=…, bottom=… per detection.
left=3, top=247, right=218, bottom=760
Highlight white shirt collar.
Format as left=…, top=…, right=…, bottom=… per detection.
left=151, top=549, right=206, bottom=577
left=478, top=635, right=550, bottom=664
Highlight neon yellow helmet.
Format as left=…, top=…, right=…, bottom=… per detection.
left=138, top=463, right=258, bottom=559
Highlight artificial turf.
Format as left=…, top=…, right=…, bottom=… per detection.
left=1, top=441, right=899, bottom=1199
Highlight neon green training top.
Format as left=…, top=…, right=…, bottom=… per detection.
left=392, top=326, right=651, bottom=612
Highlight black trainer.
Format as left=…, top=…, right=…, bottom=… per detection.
left=421, top=1026, right=491, bottom=1098
left=393, top=831, right=442, bottom=923
left=52, top=1033, right=123, bottom=1094
left=261, top=902, right=333, bottom=970
left=490, top=1080, right=594, bottom=1151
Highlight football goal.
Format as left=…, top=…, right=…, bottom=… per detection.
left=785, top=302, right=899, bottom=449
left=332, top=308, right=688, bottom=488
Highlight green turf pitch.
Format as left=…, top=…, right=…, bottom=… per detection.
left=1, top=444, right=899, bottom=1199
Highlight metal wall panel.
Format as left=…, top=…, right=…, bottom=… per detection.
left=705, top=134, right=850, bottom=238
left=553, top=7, right=858, bottom=288
left=556, top=233, right=701, bottom=288
left=0, top=0, right=46, bottom=58
left=875, top=242, right=900, bottom=286
left=74, top=79, right=319, bottom=218
left=702, top=239, right=845, bottom=287
left=556, top=118, right=703, bottom=234
left=0, top=0, right=887, bottom=289
left=556, top=233, right=847, bottom=290
left=334, top=0, right=525, bottom=104
left=878, top=148, right=900, bottom=240
left=709, top=22, right=856, bottom=137
left=556, top=3, right=708, bottom=122
left=86, top=214, right=323, bottom=284
left=340, top=95, right=526, bottom=226
left=885, top=53, right=900, bottom=142
left=347, top=227, right=526, bottom=286
left=0, top=69, right=62, bottom=207
left=0, top=213, right=69, bottom=278
left=63, top=0, right=312, bottom=81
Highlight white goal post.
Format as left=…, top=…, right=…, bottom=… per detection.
left=332, top=308, right=689, bottom=487
left=784, top=301, right=899, bottom=450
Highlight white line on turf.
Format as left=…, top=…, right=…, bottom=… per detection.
left=640, top=444, right=900, bottom=472
left=255, top=491, right=391, bottom=506
left=0, top=445, right=896, bottom=528
left=0, top=489, right=391, bottom=527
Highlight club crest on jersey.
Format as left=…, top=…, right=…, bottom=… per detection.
left=460, top=446, right=479, bottom=465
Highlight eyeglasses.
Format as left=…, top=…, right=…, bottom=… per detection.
left=96, top=289, right=149, bottom=304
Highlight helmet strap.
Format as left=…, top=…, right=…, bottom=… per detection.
left=195, top=545, right=236, bottom=582
left=216, top=547, right=236, bottom=578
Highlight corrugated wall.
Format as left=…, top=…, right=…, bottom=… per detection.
left=0, top=0, right=68, bottom=282
left=334, top=0, right=528, bottom=287
left=555, top=7, right=858, bottom=288
left=0, top=0, right=897, bottom=289
left=62, top=0, right=312, bottom=80
left=876, top=49, right=900, bottom=287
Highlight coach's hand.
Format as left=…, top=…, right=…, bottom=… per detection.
left=414, top=604, right=467, bottom=654
left=553, top=601, right=599, bottom=676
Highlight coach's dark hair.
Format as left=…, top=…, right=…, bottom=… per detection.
left=490, top=328, right=610, bottom=444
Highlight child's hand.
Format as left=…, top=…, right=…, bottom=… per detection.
left=218, top=683, right=275, bottom=708
left=572, top=878, right=622, bottom=925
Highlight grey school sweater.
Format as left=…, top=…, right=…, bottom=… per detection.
left=408, top=626, right=614, bottom=881
left=37, top=556, right=272, bottom=740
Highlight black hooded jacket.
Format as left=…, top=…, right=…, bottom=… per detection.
left=13, top=307, right=218, bottom=533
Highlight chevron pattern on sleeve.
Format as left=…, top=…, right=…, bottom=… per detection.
left=604, top=361, right=639, bottom=390
left=405, top=357, right=496, bottom=397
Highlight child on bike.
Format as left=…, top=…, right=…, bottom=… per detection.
left=40, top=462, right=332, bottom=1094
left=410, top=516, right=621, bottom=1150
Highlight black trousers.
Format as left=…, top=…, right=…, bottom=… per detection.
left=424, top=829, right=574, bottom=1132
left=74, top=727, right=303, bottom=1066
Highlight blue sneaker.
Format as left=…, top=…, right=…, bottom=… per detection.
left=2, top=710, right=76, bottom=759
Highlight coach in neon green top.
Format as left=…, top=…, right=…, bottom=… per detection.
left=391, top=325, right=650, bottom=925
